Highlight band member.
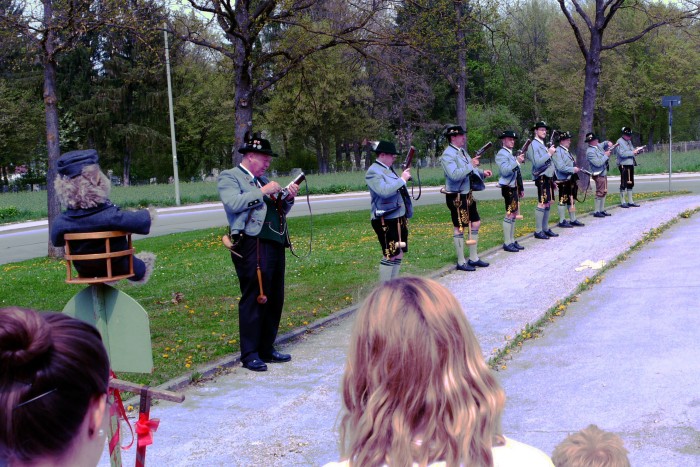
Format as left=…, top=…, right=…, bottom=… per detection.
left=366, top=141, right=413, bottom=282
left=585, top=132, right=614, bottom=218
left=527, top=121, right=558, bottom=239
left=218, top=134, right=299, bottom=372
left=615, top=126, right=643, bottom=208
left=495, top=130, right=525, bottom=252
left=440, top=124, right=492, bottom=271
left=552, top=131, right=585, bottom=228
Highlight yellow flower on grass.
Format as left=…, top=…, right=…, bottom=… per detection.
left=162, top=354, right=169, bottom=358
left=185, top=363, right=191, bottom=369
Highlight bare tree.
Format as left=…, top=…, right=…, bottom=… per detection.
left=556, top=0, right=699, bottom=165
left=177, top=0, right=400, bottom=165
left=0, top=0, right=154, bottom=257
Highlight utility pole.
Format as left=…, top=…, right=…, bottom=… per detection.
left=661, top=96, right=681, bottom=192
left=164, top=23, right=181, bottom=205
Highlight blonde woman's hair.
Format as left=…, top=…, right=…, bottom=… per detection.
left=339, top=276, right=505, bottom=467
left=552, top=425, right=630, bottom=467
left=54, top=164, right=110, bottom=209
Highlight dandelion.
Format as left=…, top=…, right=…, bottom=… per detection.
left=162, top=354, right=169, bottom=358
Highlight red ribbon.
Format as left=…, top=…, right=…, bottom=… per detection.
left=135, top=413, right=160, bottom=448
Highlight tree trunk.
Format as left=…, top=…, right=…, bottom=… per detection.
left=232, top=13, right=253, bottom=167
left=123, top=149, right=132, bottom=186
left=353, top=141, right=362, bottom=171
left=575, top=34, right=603, bottom=171
left=43, top=0, right=63, bottom=259
left=455, top=3, right=468, bottom=147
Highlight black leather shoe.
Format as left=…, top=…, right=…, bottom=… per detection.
left=534, top=231, right=549, bottom=240
left=513, top=241, right=525, bottom=250
left=468, top=259, right=489, bottom=268
left=620, top=203, right=629, bottom=208
left=558, top=221, right=573, bottom=228
left=593, top=212, right=605, bottom=218
left=629, top=202, right=640, bottom=207
left=570, top=220, right=585, bottom=227
left=242, top=359, right=268, bottom=372
left=544, top=229, right=559, bottom=237
left=456, top=262, right=476, bottom=271
left=602, top=211, right=612, bottom=216
left=503, top=243, right=519, bottom=253
left=260, top=350, right=291, bottom=363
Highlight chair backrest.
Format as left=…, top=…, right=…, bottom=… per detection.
left=64, top=231, right=135, bottom=284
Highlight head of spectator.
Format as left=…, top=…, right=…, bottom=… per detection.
left=338, top=276, right=506, bottom=466
left=0, top=307, right=110, bottom=467
left=54, top=149, right=111, bottom=210
left=552, top=424, right=630, bottom=467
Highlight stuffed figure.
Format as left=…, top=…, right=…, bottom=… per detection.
left=50, top=149, right=156, bottom=284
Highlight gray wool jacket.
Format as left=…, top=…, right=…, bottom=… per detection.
left=217, top=165, right=293, bottom=236
left=440, top=144, right=485, bottom=194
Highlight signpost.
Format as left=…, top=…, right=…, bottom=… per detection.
left=661, top=95, right=681, bottom=192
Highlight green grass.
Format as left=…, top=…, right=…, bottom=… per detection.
left=1, top=149, right=698, bottom=224
left=0, top=190, right=677, bottom=387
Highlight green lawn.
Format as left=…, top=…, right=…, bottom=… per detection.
left=1, top=149, right=698, bottom=224
left=0, top=191, right=675, bottom=386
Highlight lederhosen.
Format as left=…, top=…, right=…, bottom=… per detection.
left=535, top=175, right=554, bottom=204
left=371, top=214, right=408, bottom=258
left=556, top=150, right=577, bottom=207
left=446, top=192, right=480, bottom=228
left=501, top=185, right=519, bottom=214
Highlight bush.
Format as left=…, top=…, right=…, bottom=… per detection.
left=0, top=206, right=21, bottom=221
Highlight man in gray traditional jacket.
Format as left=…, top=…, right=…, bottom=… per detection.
left=585, top=132, right=615, bottom=218
left=615, top=126, right=644, bottom=208
left=440, top=124, right=492, bottom=271
left=495, top=130, right=525, bottom=252
left=526, top=121, right=558, bottom=239
left=552, top=131, right=585, bottom=228
left=366, top=140, right=413, bottom=281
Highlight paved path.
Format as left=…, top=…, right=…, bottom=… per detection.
left=99, top=194, right=700, bottom=466
left=499, top=209, right=700, bottom=466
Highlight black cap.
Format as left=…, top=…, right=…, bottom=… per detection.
left=498, top=130, right=518, bottom=139
left=621, top=127, right=633, bottom=136
left=585, top=132, right=598, bottom=143
left=443, top=124, right=466, bottom=137
left=372, top=141, right=399, bottom=155
left=532, top=121, right=550, bottom=130
left=238, top=135, right=278, bottom=157
left=559, top=131, right=573, bottom=141
left=57, top=149, right=99, bottom=178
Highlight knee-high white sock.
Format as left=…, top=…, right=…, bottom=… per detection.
left=535, top=207, right=545, bottom=233
left=453, top=234, right=466, bottom=265
left=502, top=218, right=512, bottom=244
left=620, top=190, right=626, bottom=204
left=510, top=219, right=517, bottom=244
left=469, top=230, right=479, bottom=261
left=391, top=258, right=402, bottom=279
left=628, top=190, right=635, bottom=204
left=379, top=259, right=394, bottom=282
left=543, top=206, right=551, bottom=231
left=558, top=204, right=566, bottom=223
left=569, top=207, right=577, bottom=222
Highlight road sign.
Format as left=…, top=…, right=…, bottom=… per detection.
left=661, top=96, right=681, bottom=108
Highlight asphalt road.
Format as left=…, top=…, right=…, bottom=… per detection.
left=1, top=174, right=698, bottom=265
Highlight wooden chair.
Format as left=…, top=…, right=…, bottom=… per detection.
left=64, top=231, right=135, bottom=284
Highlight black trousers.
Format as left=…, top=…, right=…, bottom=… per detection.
left=232, top=236, right=286, bottom=363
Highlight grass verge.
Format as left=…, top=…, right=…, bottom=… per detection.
left=488, top=205, right=700, bottom=371
left=0, top=191, right=681, bottom=387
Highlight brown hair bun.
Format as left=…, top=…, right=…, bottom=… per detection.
left=0, top=307, right=52, bottom=371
